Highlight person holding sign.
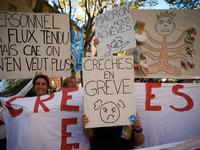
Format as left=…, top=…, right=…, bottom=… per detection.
left=0, top=73, right=50, bottom=150
left=82, top=113, right=145, bottom=149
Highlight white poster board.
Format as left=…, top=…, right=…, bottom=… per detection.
left=82, top=55, right=136, bottom=128
left=0, top=12, right=71, bottom=79
left=128, top=9, right=200, bottom=78
left=95, top=4, right=136, bottom=56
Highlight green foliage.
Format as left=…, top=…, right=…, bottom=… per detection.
left=76, top=0, right=159, bottom=56
left=164, top=0, right=200, bottom=9
left=47, top=0, right=159, bottom=56
left=1, top=79, right=27, bottom=93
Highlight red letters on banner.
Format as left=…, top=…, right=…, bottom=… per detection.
left=145, top=83, right=194, bottom=111
left=60, top=88, right=80, bottom=149
left=34, top=93, right=55, bottom=113
left=6, top=96, right=25, bottom=117
left=61, top=118, right=79, bottom=150
left=61, top=87, right=79, bottom=111
left=171, top=84, right=194, bottom=111
left=4, top=88, right=81, bottom=149
left=146, top=82, right=162, bottom=111
left=5, top=88, right=81, bottom=117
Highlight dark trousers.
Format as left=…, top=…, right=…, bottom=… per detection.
left=0, top=138, right=6, bottom=150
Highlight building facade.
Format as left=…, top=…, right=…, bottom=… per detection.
left=0, top=0, right=59, bottom=13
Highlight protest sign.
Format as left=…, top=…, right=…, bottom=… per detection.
left=82, top=55, right=136, bottom=128
left=95, top=4, right=136, bottom=56
left=0, top=12, right=71, bottom=79
left=128, top=9, right=200, bottom=78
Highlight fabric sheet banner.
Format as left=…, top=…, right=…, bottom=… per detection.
left=0, top=88, right=90, bottom=150
left=0, top=107, right=6, bottom=140
left=0, top=83, right=200, bottom=149
left=135, top=82, right=200, bottom=147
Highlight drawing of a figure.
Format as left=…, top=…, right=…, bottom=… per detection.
left=94, top=99, right=125, bottom=123
left=105, top=37, right=129, bottom=56
left=142, top=11, right=192, bottom=76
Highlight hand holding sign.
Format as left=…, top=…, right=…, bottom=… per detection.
left=83, top=55, right=136, bottom=128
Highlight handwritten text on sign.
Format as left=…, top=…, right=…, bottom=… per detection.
left=0, top=12, right=71, bottom=79
left=95, top=4, right=136, bottom=56
left=83, top=56, right=136, bottom=128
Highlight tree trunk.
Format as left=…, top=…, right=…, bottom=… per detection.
left=33, top=0, right=46, bottom=13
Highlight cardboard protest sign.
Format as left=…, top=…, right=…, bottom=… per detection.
left=128, top=9, right=200, bottom=78
left=0, top=12, right=71, bottom=79
left=82, top=55, right=136, bottom=128
left=95, top=4, right=136, bottom=56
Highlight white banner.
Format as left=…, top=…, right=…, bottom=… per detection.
left=0, top=83, right=200, bottom=149
left=135, top=82, right=200, bottom=147
left=0, top=88, right=90, bottom=150
left=0, top=12, right=71, bottom=79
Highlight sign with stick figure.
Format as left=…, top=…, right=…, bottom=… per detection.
left=95, top=4, right=136, bottom=56
left=128, top=9, right=200, bottom=79
left=83, top=55, right=136, bottom=128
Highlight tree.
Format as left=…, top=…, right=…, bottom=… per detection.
left=78, top=0, right=158, bottom=56
left=33, top=0, right=46, bottom=12
left=1, top=79, right=27, bottom=93
left=165, top=0, right=200, bottom=9
left=50, top=0, right=80, bottom=42
left=47, top=0, right=158, bottom=55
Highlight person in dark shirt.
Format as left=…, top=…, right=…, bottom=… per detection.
left=82, top=113, right=145, bottom=150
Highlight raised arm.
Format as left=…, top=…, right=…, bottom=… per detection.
left=132, top=113, right=145, bottom=146
left=82, top=114, right=96, bottom=139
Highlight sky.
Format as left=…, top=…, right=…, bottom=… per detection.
left=151, top=0, right=170, bottom=9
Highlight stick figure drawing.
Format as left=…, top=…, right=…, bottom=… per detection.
left=141, top=11, right=193, bottom=76
left=105, top=37, right=130, bottom=56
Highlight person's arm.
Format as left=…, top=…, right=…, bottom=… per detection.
left=132, top=113, right=145, bottom=146
left=94, top=38, right=99, bottom=47
left=82, top=114, right=96, bottom=139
